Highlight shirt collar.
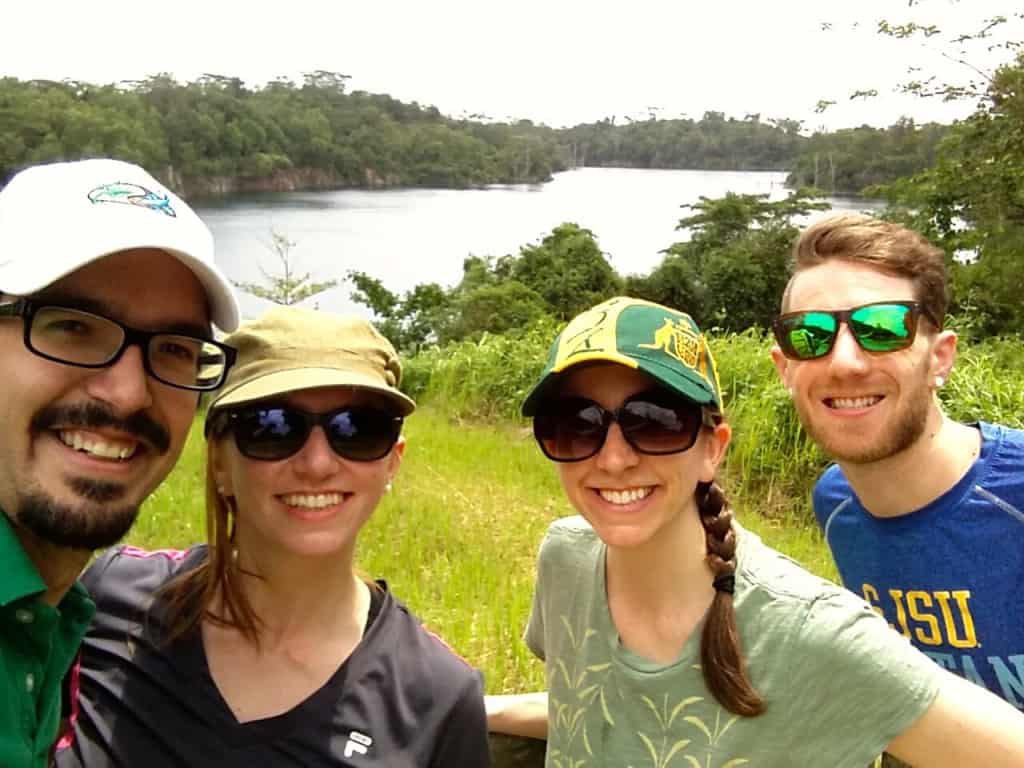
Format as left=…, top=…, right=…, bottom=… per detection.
left=0, top=510, right=48, bottom=607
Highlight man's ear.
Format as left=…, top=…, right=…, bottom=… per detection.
left=930, top=329, right=958, bottom=390
left=771, top=345, right=793, bottom=394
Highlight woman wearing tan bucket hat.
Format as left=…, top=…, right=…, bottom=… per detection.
left=486, top=297, right=1024, bottom=767
left=57, top=306, right=491, bottom=767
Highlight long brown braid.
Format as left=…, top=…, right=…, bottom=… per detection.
left=696, top=480, right=766, bottom=717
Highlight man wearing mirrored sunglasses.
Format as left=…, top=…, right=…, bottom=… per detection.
left=0, top=158, right=239, bottom=768
left=771, top=213, right=1024, bottom=721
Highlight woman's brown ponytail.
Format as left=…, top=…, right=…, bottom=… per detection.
left=696, top=480, right=766, bottom=717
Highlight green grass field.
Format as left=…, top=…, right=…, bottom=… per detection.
left=127, top=405, right=836, bottom=694
left=126, top=327, right=1023, bottom=693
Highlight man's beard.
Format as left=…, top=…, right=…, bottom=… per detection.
left=796, top=366, right=932, bottom=466
left=13, top=400, right=170, bottom=549
left=16, top=481, right=141, bottom=550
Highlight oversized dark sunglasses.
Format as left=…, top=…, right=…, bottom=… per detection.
left=532, top=390, right=716, bottom=463
left=213, top=404, right=403, bottom=462
left=772, top=301, right=928, bottom=361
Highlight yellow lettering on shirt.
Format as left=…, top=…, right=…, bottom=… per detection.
left=888, top=589, right=913, bottom=639
left=935, top=591, right=979, bottom=649
left=863, top=585, right=980, bottom=648
left=861, top=584, right=889, bottom=623
left=906, top=591, right=943, bottom=646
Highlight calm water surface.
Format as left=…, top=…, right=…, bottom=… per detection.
left=195, top=167, right=881, bottom=319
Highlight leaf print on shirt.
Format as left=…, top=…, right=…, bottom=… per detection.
left=549, top=613, right=615, bottom=767
left=681, top=666, right=749, bottom=768
left=636, top=693, right=702, bottom=767
left=683, top=759, right=750, bottom=768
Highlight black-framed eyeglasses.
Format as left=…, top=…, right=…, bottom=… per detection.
left=0, top=299, right=236, bottom=391
left=211, top=404, right=403, bottom=462
left=532, top=389, right=717, bottom=463
left=772, top=301, right=929, bottom=361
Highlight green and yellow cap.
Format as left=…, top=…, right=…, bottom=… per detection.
left=521, top=297, right=722, bottom=416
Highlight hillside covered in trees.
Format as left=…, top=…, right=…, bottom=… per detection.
left=1, top=72, right=946, bottom=197
left=0, top=72, right=568, bottom=194
left=344, top=42, right=1024, bottom=340
left=3, top=17, right=1021, bottom=339
left=784, top=120, right=949, bottom=195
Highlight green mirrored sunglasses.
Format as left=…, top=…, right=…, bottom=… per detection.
left=772, top=301, right=925, bottom=361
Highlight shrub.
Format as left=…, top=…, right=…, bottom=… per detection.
left=405, top=322, right=1023, bottom=525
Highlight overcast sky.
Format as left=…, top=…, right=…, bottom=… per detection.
left=3, top=1, right=1019, bottom=132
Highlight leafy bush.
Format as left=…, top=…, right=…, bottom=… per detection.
left=941, top=336, right=1024, bottom=429
left=402, top=317, right=559, bottom=420
left=708, top=329, right=828, bottom=513
left=404, top=322, right=1024, bottom=524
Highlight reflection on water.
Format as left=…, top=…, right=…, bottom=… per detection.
left=195, top=167, right=883, bottom=320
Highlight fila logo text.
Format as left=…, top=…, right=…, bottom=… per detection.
left=344, top=730, right=373, bottom=758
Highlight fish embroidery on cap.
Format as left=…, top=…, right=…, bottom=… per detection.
left=87, top=182, right=177, bottom=218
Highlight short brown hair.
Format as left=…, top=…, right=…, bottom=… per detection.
left=782, top=214, right=949, bottom=329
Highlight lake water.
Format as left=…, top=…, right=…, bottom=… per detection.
left=195, top=167, right=882, bottom=320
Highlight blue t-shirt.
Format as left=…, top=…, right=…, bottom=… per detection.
left=814, top=421, right=1024, bottom=709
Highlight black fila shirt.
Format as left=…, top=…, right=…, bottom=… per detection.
left=56, top=546, right=490, bottom=767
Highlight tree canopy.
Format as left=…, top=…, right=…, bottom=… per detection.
left=0, top=73, right=567, bottom=190
left=1, top=73, right=945, bottom=196
left=785, top=120, right=948, bottom=196
left=349, top=193, right=836, bottom=351
left=873, top=52, right=1024, bottom=336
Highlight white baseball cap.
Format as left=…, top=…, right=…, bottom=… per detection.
left=0, top=158, right=240, bottom=331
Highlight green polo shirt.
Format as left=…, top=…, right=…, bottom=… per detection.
left=0, top=512, right=95, bottom=768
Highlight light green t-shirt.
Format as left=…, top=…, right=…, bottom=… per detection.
left=525, top=517, right=942, bottom=768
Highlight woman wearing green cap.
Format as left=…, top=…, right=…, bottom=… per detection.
left=57, top=306, right=491, bottom=767
left=487, top=297, right=1024, bottom=766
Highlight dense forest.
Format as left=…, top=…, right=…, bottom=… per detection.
left=347, top=48, right=1024, bottom=340
left=0, top=72, right=568, bottom=194
left=347, top=192, right=831, bottom=352
left=560, top=112, right=804, bottom=171
left=1, top=72, right=946, bottom=196
left=2, top=15, right=1021, bottom=340
left=784, top=120, right=949, bottom=195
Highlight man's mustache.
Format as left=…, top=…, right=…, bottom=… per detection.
left=31, top=402, right=171, bottom=455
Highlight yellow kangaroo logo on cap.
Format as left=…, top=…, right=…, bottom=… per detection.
left=639, top=318, right=701, bottom=369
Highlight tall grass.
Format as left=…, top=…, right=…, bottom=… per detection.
left=132, top=405, right=836, bottom=693
left=131, top=408, right=566, bottom=692
left=127, top=325, right=1021, bottom=694
left=406, top=320, right=1024, bottom=526
left=403, top=318, right=560, bottom=421
left=940, top=335, right=1024, bottom=428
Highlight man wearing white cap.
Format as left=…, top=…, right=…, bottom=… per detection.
left=0, top=159, right=239, bottom=768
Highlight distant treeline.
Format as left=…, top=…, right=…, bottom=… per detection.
left=0, top=72, right=567, bottom=193
left=785, top=118, right=948, bottom=195
left=1, top=72, right=948, bottom=196
left=349, top=192, right=834, bottom=353
left=561, top=113, right=804, bottom=171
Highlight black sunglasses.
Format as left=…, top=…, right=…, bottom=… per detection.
left=213, top=404, right=403, bottom=462
left=772, top=301, right=928, bottom=361
left=533, top=390, right=716, bottom=463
